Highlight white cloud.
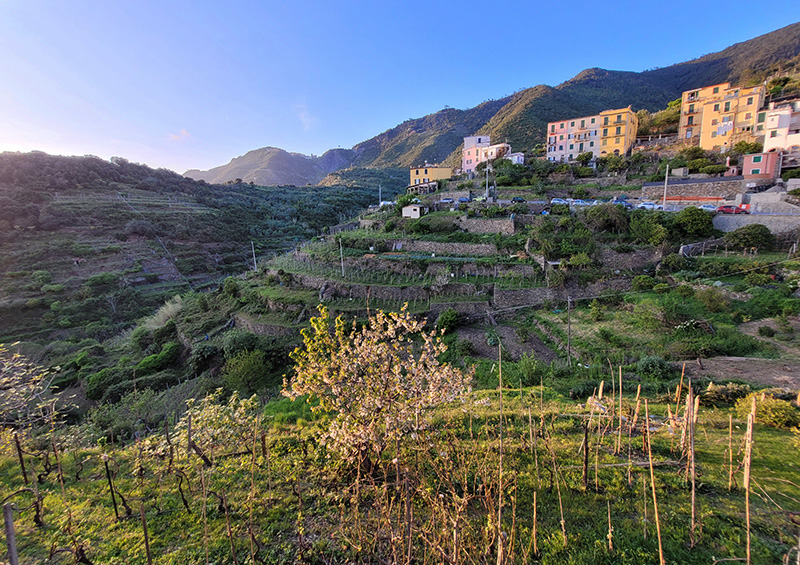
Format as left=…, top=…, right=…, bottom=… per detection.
left=293, top=103, right=317, bottom=131
left=168, top=129, right=191, bottom=141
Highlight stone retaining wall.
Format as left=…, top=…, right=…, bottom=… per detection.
left=389, top=239, right=499, bottom=256
left=492, top=277, right=632, bottom=309
left=713, top=214, right=800, bottom=234
left=642, top=178, right=745, bottom=199
left=454, top=216, right=515, bottom=235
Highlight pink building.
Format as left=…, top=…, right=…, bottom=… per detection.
left=742, top=152, right=781, bottom=180
left=462, top=136, right=511, bottom=174
left=545, top=114, right=601, bottom=162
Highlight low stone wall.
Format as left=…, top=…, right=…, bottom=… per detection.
left=454, top=216, right=515, bottom=235
left=642, top=177, right=745, bottom=199
left=598, top=248, right=662, bottom=271
left=713, top=214, right=800, bottom=234
left=389, top=239, right=499, bottom=256
left=492, top=277, right=633, bottom=309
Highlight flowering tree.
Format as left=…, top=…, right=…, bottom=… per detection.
left=283, top=306, right=472, bottom=471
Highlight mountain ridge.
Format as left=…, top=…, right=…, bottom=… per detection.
left=185, top=22, right=800, bottom=185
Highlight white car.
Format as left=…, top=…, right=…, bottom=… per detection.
left=698, top=204, right=717, bottom=212
left=550, top=198, right=568, bottom=205
left=637, top=201, right=657, bottom=210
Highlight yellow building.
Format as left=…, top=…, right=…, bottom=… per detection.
left=409, top=164, right=452, bottom=186
left=598, top=107, right=639, bottom=157
left=678, top=83, right=765, bottom=150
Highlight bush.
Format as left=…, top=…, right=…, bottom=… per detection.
left=696, top=287, right=729, bottom=313
left=661, top=253, right=691, bottom=272
left=653, top=283, right=671, bottom=294
left=435, top=308, right=460, bottom=334
left=699, top=165, right=729, bottom=175
left=758, top=325, right=777, bottom=337
left=222, top=329, right=260, bottom=359
left=700, top=382, right=751, bottom=406
left=589, top=299, right=605, bottom=321
left=632, top=275, right=655, bottom=291
left=135, top=341, right=181, bottom=375
left=222, top=349, right=277, bottom=394
left=744, top=272, right=772, bottom=287
left=735, top=392, right=800, bottom=428
left=724, top=224, right=775, bottom=250
left=636, top=356, right=675, bottom=380
left=675, top=207, right=714, bottom=238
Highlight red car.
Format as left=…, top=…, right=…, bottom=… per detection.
left=716, top=205, right=748, bottom=214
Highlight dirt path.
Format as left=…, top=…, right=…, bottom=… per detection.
left=681, top=317, right=800, bottom=389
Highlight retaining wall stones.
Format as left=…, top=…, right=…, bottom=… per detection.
left=642, top=178, right=745, bottom=199
left=389, top=239, right=499, bottom=256
left=712, top=214, right=800, bottom=234
left=454, top=216, right=516, bottom=235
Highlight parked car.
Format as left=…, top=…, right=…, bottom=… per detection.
left=637, top=201, right=656, bottom=210
left=474, top=195, right=487, bottom=202
left=550, top=198, right=568, bottom=205
left=511, top=196, right=526, bottom=203
left=440, top=197, right=454, bottom=204
left=458, top=197, right=471, bottom=203
left=716, top=205, right=747, bottom=214
left=571, top=199, right=590, bottom=206
left=698, top=204, right=717, bottom=212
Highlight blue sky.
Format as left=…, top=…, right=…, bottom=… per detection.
left=0, top=1, right=797, bottom=173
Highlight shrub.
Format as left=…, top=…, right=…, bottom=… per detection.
left=661, top=253, right=691, bottom=272
left=31, top=270, right=52, bottom=284
left=222, top=329, right=260, bottom=359
left=758, top=325, right=777, bottom=337
left=676, top=285, right=695, bottom=299
left=744, top=272, right=772, bottom=287
left=41, top=284, right=65, bottom=293
left=632, top=275, right=655, bottom=291
left=435, top=308, right=460, bottom=334
left=696, top=287, right=729, bottom=313
left=735, top=392, right=800, bottom=428
left=724, top=224, right=775, bottom=250
left=700, top=382, right=751, bottom=406
left=675, top=207, right=714, bottom=238
left=699, top=165, right=729, bottom=175
left=589, top=299, right=605, bottom=321
left=636, top=356, right=675, bottom=380
left=135, top=341, right=181, bottom=375
left=223, top=349, right=277, bottom=394
left=653, top=283, right=671, bottom=294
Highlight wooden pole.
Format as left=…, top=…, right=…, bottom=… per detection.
left=13, top=434, right=27, bottom=485
left=3, top=503, right=18, bottom=565
left=140, top=504, right=153, bottom=565
left=744, top=397, right=755, bottom=565
left=103, top=456, right=120, bottom=521
left=728, top=414, right=734, bottom=491
left=688, top=383, right=698, bottom=547
left=644, top=400, right=665, bottom=565
left=496, top=343, right=504, bottom=565
left=532, top=491, right=538, bottom=557
left=223, top=491, right=239, bottom=565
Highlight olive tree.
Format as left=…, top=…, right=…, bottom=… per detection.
left=283, top=306, right=472, bottom=472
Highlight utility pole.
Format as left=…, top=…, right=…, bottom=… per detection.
left=251, top=241, right=257, bottom=272
left=567, top=296, right=572, bottom=367
left=378, top=183, right=382, bottom=206
left=661, top=163, right=670, bottom=210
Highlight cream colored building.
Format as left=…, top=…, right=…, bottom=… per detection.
left=679, top=82, right=765, bottom=150
left=409, top=164, right=452, bottom=186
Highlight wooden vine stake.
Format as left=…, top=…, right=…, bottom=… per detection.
left=687, top=382, right=698, bottom=547
left=532, top=491, right=538, bottom=557
left=616, top=366, right=623, bottom=455
left=727, top=414, right=734, bottom=491
left=3, top=503, right=19, bottom=565
left=222, top=491, right=239, bottom=565
left=496, top=343, right=504, bottom=565
left=13, top=434, right=27, bottom=486
left=744, top=396, right=755, bottom=565
left=140, top=504, right=153, bottom=565
left=644, top=400, right=665, bottom=565
left=607, top=499, right=614, bottom=551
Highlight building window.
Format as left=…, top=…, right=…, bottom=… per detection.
left=558, top=145, right=563, bottom=151
left=752, top=156, right=762, bottom=163
left=747, top=97, right=753, bottom=105
left=569, top=144, right=573, bottom=150
left=602, top=139, right=607, bottom=146
left=570, top=121, right=575, bottom=127
left=550, top=125, right=555, bottom=132
left=689, top=104, right=695, bottom=113
left=415, top=170, right=419, bottom=175
left=687, top=116, right=694, bottom=125
left=602, top=128, right=608, bottom=136
left=590, top=141, right=594, bottom=147
left=603, top=117, right=609, bottom=125
left=713, top=86, right=719, bottom=94
left=615, top=126, right=622, bottom=135
left=770, top=131, right=778, bottom=138
left=745, top=113, right=752, bottom=120
left=579, top=143, right=584, bottom=151
left=711, top=132, right=717, bottom=138
left=591, top=118, right=595, bottom=124
left=713, top=103, right=720, bottom=111
left=414, top=179, right=419, bottom=184
left=560, top=123, right=564, bottom=129
left=580, top=120, right=585, bottom=128
left=424, top=169, right=428, bottom=174
left=751, top=168, right=761, bottom=174
left=724, top=101, right=731, bottom=112
left=559, top=135, right=563, bottom=140
left=711, top=119, right=718, bottom=125
left=686, top=129, right=693, bottom=138
left=616, top=137, right=621, bottom=144
left=758, top=112, right=766, bottom=123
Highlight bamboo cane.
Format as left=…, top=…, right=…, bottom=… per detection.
left=644, top=400, right=665, bottom=565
